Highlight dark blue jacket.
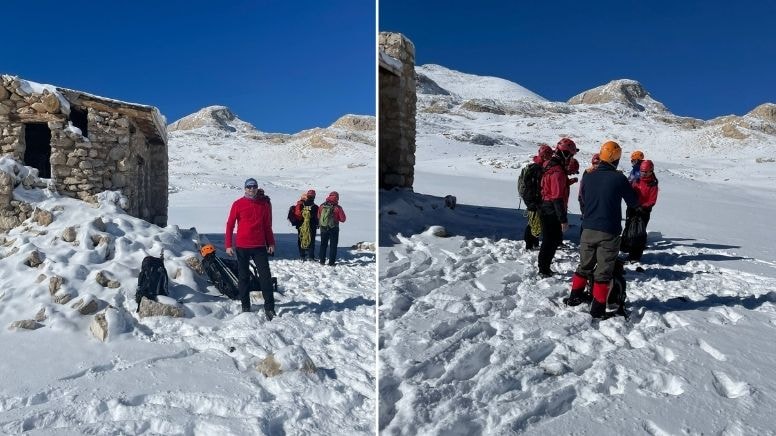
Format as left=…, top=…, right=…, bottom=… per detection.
left=580, top=162, right=638, bottom=235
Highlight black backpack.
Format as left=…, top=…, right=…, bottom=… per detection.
left=287, top=205, right=301, bottom=227
left=135, top=254, right=169, bottom=311
left=517, top=162, right=543, bottom=211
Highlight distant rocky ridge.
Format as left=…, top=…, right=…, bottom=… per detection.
left=415, top=64, right=776, bottom=146
left=167, top=107, right=375, bottom=148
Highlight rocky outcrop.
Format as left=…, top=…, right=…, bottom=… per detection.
left=568, top=79, right=667, bottom=113
left=330, top=115, right=375, bottom=132
left=137, top=298, right=185, bottom=318
left=748, top=103, right=776, bottom=123
left=256, top=345, right=317, bottom=377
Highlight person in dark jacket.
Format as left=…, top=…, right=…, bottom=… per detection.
left=225, top=178, right=276, bottom=319
left=293, top=189, right=319, bottom=261
left=523, top=143, right=553, bottom=250
left=628, top=150, right=644, bottom=183
left=537, top=138, right=577, bottom=277
left=564, top=141, right=638, bottom=319
left=624, top=160, right=659, bottom=261
left=318, top=191, right=347, bottom=266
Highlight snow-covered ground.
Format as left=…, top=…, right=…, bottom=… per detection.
left=379, top=65, right=776, bottom=434
left=0, top=105, right=376, bottom=434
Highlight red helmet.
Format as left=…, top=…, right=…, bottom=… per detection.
left=537, top=144, right=553, bottom=161
left=566, top=158, right=580, bottom=174
left=556, top=138, right=577, bottom=155
left=640, top=160, right=654, bottom=172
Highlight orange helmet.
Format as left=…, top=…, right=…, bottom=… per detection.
left=599, top=141, right=622, bottom=164
left=630, top=150, right=644, bottom=161
left=200, top=244, right=216, bottom=257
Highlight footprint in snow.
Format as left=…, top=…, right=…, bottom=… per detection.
left=711, top=371, right=749, bottom=399
left=698, top=339, right=727, bottom=361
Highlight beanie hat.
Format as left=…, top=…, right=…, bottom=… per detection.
left=599, top=141, right=622, bottom=164
left=244, top=178, right=258, bottom=188
left=306, top=189, right=316, bottom=198
left=630, top=150, right=644, bottom=161
left=640, top=159, right=654, bottom=172
left=327, top=191, right=339, bottom=202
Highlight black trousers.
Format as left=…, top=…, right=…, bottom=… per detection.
left=296, top=225, right=316, bottom=259
left=523, top=224, right=539, bottom=250
left=235, top=247, right=274, bottom=311
left=319, top=227, right=340, bottom=265
left=538, top=211, right=562, bottom=273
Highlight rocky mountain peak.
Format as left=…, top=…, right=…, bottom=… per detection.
left=568, top=79, right=667, bottom=113
left=167, top=105, right=258, bottom=133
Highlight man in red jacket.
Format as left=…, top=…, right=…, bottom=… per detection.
left=225, top=178, right=276, bottom=319
left=318, top=191, right=347, bottom=266
left=624, top=159, right=659, bottom=261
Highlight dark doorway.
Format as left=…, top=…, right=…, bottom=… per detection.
left=69, top=106, right=88, bottom=137
left=23, top=123, right=52, bottom=178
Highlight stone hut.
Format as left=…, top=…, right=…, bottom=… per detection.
left=379, top=32, right=416, bottom=190
left=0, top=75, right=168, bottom=227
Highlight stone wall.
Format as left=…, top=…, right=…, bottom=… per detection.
left=379, top=32, right=416, bottom=190
left=0, top=75, right=167, bottom=229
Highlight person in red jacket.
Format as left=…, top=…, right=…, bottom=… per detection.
left=537, top=139, right=576, bottom=277
left=624, top=159, right=659, bottom=262
left=317, top=191, right=347, bottom=266
left=523, top=143, right=553, bottom=250
left=225, top=178, right=276, bottom=319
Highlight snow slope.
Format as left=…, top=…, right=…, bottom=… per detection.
left=0, top=105, right=376, bottom=433
left=379, top=66, right=776, bottom=434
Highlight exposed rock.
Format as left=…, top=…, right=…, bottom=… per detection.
left=36, top=274, right=47, bottom=283
left=568, top=79, right=667, bottom=113
left=95, top=270, right=118, bottom=287
left=25, top=250, right=44, bottom=268
left=32, top=208, right=54, bottom=226
left=167, top=105, right=258, bottom=133
left=8, top=320, right=43, bottom=331
left=416, top=72, right=451, bottom=96
left=748, top=103, right=776, bottom=123
left=185, top=256, right=204, bottom=275
left=53, top=292, right=74, bottom=305
left=460, top=99, right=506, bottom=115
left=426, top=225, right=448, bottom=237
left=34, top=308, right=47, bottom=322
left=71, top=297, right=99, bottom=315
left=256, top=345, right=317, bottom=377
left=721, top=123, right=748, bottom=139
left=351, top=241, right=376, bottom=251
left=330, top=115, right=375, bottom=131
left=49, top=276, right=64, bottom=295
left=92, top=217, right=107, bottom=232
left=138, top=298, right=185, bottom=318
left=61, top=226, right=77, bottom=242
left=90, top=306, right=130, bottom=342
left=91, top=311, right=109, bottom=341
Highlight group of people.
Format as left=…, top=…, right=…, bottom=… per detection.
left=223, top=178, right=347, bottom=320
left=289, top=189, right=348, bottom=265
left=523, top=139, right=660, bottom=319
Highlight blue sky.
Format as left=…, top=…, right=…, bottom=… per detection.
left=380, top=0, right=776, bottom=120
left=2, top=0, right=375, bottom=133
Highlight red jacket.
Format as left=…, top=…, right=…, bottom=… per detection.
left=632, top=175, right=659, bottom=208
left=541, top=160, right=569, bottom=223
left=225, top=194, right=275, bottom=249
